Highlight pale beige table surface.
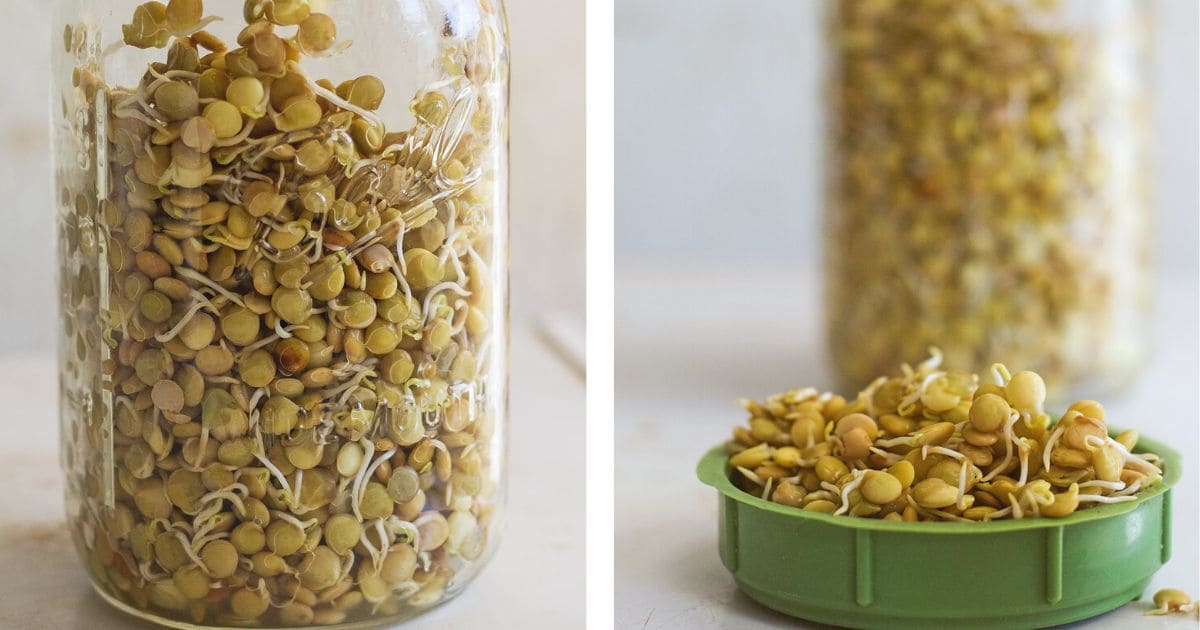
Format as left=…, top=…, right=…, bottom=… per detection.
left=616, top=263, right=1200, bottom=630
left=0, top=324, right=584, bottom=629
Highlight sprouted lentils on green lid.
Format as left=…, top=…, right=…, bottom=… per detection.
left=725, top=348, right=1163, bottom=522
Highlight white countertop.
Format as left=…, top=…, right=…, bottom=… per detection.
left=615, top=263, right=1199, bottom=629
left=0, top=323, right=584, bottom=630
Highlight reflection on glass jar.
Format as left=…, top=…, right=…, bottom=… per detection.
left=52, top=1, right=508, bottom=626
left=824, top=0, right=1150, bottom=400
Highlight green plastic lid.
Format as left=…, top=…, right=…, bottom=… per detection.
left=696, top=432, right=1181, bottom=629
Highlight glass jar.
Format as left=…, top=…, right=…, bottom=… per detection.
left=823, top=0, right=1150, bottom=400
left=52, top=1, right=508, bottom=626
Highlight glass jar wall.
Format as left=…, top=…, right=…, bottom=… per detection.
left=823, top=0, right=1149, bottom=401
left=52, top=0, right=508, bottom=626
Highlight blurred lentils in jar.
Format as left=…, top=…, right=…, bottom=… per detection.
left=53, top=0, right=508, bottom=626
left=824, top=0, right=1149, bottom=400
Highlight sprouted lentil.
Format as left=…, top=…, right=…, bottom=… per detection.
left=55, top=1, right=507, bottom=626
left=824, top=0, right=1148, bottom=398
left=1145, top=588, right=1195, bottom=616
left=725, top=348, right=1163, bottom=522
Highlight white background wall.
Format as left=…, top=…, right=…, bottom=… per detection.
left=0, top=0, right=584, bottom=354
left=616, top=0, right=1198, bottom=281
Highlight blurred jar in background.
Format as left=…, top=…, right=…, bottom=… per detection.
left=823, top=0, right=1150, bottom=400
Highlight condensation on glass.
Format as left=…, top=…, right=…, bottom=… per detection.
left=823, top=0, right=1149, bottom=400
left=52, top=0, right=508, bottom=626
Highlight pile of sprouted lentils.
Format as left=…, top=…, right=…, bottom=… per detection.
left=726, top=349, right=1163, bottom=522
left=57, top=0, right=505, bottom=625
